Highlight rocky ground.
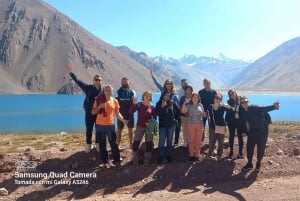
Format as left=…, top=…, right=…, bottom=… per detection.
left=0, top=122, right=300, bottom=201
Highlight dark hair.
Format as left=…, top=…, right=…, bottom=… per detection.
left=184, top=85, right=193, bottom=92
left=214, top=93, right=223, bottom=101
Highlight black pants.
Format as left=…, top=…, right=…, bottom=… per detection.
left=174, top=118, right=182, bottom=144
left=96, top=125, right=120, bottom=163
left=228, top=119, right=244, bottom=155
left=208, top=129, right=224, bottom=158
left=85, top=112, right=97, bottom=144
left=202, top=117, right=208, bottom=142
left=247, top=130, right=268, bottom=164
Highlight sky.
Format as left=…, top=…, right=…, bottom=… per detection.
left=44, top=0, right=300, bottom=61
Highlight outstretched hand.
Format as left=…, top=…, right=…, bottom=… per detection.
left=274, top=101, right=280, bottom=109
left=66, top=64, right=74, bottom=74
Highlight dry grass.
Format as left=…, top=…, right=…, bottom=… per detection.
left=0, top=121, right=299, bottom=154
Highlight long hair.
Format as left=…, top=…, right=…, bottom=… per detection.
left=190, top=93, right=201, bottom=104
left=163, top=79, right=176, bottom=93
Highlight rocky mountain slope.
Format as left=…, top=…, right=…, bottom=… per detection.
left=117, top=46, right=181, bottom=86
left=0, top=0, right=158, bottom=94
left=226, top=37, right=300, bottom=92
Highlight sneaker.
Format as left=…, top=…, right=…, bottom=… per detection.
left=157, top=156, right=163, bottom=165
left=255, top=162, right=261, bottom=172
left=242, top=162, right=253, bottom=171
left=173, top=142, right=178, bottom=147
left=206, top=156, right=216, bottom=161
left=166, top=155, right=172, bottom=163
left=85, top=144, right=91, bottom=153
left=95, top=143, right=100, bottom=152
left=228, top=152, right=233, bottom=159
left=99, top=163, right=109, bottom=168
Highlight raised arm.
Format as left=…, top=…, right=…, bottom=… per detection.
left=67, top=64, right=88, bottom=92
left=150, top=68, right=164, bottom=92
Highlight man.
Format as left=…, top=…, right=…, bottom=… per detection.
left=240, top=96, right=280, bottom=172
left=115, top=77, right=136, bottom=149
left=177, top=79, right=188, bottom=100
left=173, top=79, right=188, bottom=146
left=198, top=78, right=217, bottom=143
left=67, top=64, right=103, bottom=153
left=92, top=85, right=128, bottom=169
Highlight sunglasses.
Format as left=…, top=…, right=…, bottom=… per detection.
left=215, top=97, right=222, bottom=100
left=94, top=79, right=101, bottom=81
left=241, top=101, right=248, bottom=104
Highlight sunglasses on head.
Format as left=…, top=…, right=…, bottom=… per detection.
left=241, top=101, right=248, bottom=104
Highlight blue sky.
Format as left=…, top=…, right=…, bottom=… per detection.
left=44, top=0, right=300, bottom=60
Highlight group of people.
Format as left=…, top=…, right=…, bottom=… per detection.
left=67, top=64, right=280, bottom=171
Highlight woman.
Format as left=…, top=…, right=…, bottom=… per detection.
left=181, top=93, right=205, bottom=161
left=156, top=92, right=180, bottom=164
left=207, top=93, right=230, bottom=161
left=129, top=91, right=156, bottom=166
left=179, top=85, right=193, bottom=147
left=225, top=90, right=244, bottom=159
left=150, top=69, right=180, bottom=145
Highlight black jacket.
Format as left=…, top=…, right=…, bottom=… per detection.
left=70, top=73, right=103, bottom=112
left=155, top=100, right=180, bottom=127
left=240, top=105, right=275, bottom=134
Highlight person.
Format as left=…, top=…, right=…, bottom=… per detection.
left=115, top=77, right=136, bottom=149
left=240, top=96, right=280, bottom=172
left=181, top=93, right=205, bottom=161
left=91, top=85, right=128, bottom=169
left=66, top=64, right=103, bottom=153
left=150, top=69, right=180, bottom=146
left=179, top=85, right=193, bottom=147
left=206, top=93, right=230, bottom=161
left=156, top=92, right=181, bottom=164
left=225, top=90, right=245, bottom=159
left=198, top=79, right=217, bottom=144
left=177, top=79, right=188, bottom=100
left=129, top=91, right=156, bottom=166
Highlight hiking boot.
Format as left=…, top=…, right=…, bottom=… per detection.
left=85, top=144, right=91, bottom=153
left=95, top=143, right=100, bottom=152
left=114, top=162, right=122, bottom=169
left=217, top=156, right=222, bottom=162
left=242, top=162, right=253, bottom=171
left=157, top=156, right=163, bottom=165
left=166, top=155, right=172, bottom=163
left=255, top=161, right=261, bottom=172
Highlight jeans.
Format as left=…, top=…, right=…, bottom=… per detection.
left=158, top=126, right=176, bottom=157
left=85, top=112, right=97, bottom=144
left=96, top=125, right=120, bottom=163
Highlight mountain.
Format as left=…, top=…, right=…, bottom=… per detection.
left=153, top=54, right=251, bottom=89
left=0, top=0, right=158, bottom=94
left=227, top=37, right=300, bottom=91
left=117, top=46, right=181, bottom=86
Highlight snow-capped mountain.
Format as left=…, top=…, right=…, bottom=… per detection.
left=153, top=54, right=251, bottom=89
